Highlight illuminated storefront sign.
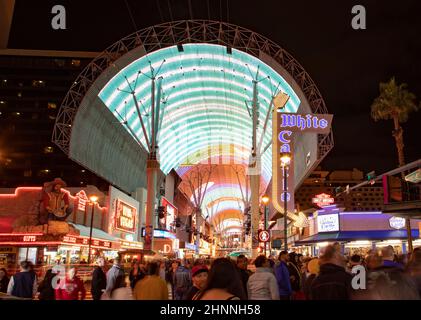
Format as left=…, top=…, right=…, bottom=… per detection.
left=161, top=197, right=178, bottom=231
left=141, top=228, right=176, bottom=239
left=120, top=240, right=143, bottom=249
left=115, top=200, right=137, bottom=233
left=312, top=193, right=335, bottom=208
left=272, top=108, right=333, bottom=228
left=389, top=217, right=406, bottom=230
left=76, top=190, right=89, bottom=211
left=317, top=213, right=340, bottom=233
left=61, top=235, right=112, bottom=248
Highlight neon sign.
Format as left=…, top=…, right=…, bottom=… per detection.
left=272, top=107, right=333, bottom=228
left=312, top=193, right=335, bottom=208
left=23, top=235, right=36, bottom=242
left=389, top=217, right=406, bottom=230
left=76, top=190, right=89, bottom=211
left=115, top=200, right=136, bottom=233
left=317, top=213, right=340, bottom=233
left=161, top=197, right=178, bottom=231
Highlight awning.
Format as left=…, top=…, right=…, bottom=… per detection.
left=70, top=223, right=121, bottom=243
left=295, top=229, right=420, bottom=245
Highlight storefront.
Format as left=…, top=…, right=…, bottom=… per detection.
left=294, top=205, right=421, bottom=256
left=0, top=228, right=121, bottom=268
left=178, top=241, right=197, bottom=259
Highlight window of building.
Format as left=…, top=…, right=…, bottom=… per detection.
left=48, top=102, right=57, bottom=109
left=44, top=146, right=54, bottom=154
left=32, top=80, right=46, bottom=87
left=71, top=59, right=81, bottom=67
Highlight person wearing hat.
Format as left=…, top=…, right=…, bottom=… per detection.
left=303, top=258, right=320, bottom=300
left=42, top=178, right=71, bottom=221
left=182, top=265, right=209, bottom=300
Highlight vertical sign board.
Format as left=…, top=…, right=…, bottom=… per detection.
left=272, top=111, right=333, bottom=220
left=108, top=186, right=140, bottom=241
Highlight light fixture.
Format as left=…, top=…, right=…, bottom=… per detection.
left=261, top=195, right=270, bottom=205
left=280, top=152, right=292, bottom=167
left=0, top=101, right=5, bottom=104
left=89, top=195, right=99, bottom=203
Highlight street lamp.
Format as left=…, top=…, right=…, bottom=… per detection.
left=87, top=195, right=98, bottom=264
left=261, top=195, right=270, bottom=256
left=280, top=152, right=291, bottom=252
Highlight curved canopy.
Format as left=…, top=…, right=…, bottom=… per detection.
left=98, top=43, right=299, bottom=182
left=98, top=44, right=300, bottom=232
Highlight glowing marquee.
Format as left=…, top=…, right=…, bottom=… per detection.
left=115, top=200, right=137, bottom=233
left=272, top=107, right=333, bottom=227
left=312, top=193, right=335, bottom=208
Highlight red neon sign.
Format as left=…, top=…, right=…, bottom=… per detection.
left=114, top=200, right=136, bottom=233
left=76, top=190, right=89, bottom=211
left=23, top=235, right=37, bottom=242
left=312, top=193, right=335, bottom=208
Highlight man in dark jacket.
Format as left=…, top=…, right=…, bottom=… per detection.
left=173, top=261, right=192, bottom=300
left=310, top=245, right=353, bottom=300
left=91, top=257, right=107, bottom=300
left=275, top=251, right=292, bottom=300
left=236, top=255, right=251, bottom=298
left=7, top=261, right=38, bottom=299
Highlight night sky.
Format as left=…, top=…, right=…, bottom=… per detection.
left=7, top=0, right=421, bottom=174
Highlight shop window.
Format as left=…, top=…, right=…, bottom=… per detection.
left=48, top=102, right=57, bottom=109
left=18, top=248, right=37, bottom=265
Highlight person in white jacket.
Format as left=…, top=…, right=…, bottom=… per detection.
left=247, top=255, right=280, bottom=300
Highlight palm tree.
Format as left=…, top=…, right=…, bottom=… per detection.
left=370, top=77, right=419, bottom=252
left=371, top=77, right=418, bottom=170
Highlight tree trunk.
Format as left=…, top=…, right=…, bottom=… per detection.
left=392, top=116, right=405, bottom=170
left=392, top=115, right=413, bottom=253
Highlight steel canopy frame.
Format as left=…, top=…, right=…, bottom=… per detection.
left=53, top=20, right=333, bottom=162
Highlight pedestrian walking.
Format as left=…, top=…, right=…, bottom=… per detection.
left=102, top=274, right=133, bottom=300
left=407, top=248, right=421, bottom=296
left=193, top=258, right=246, bottom=300
left=183, top=265, right=208, bottom=300
left=236, top=255, right=251, bottom=298
left=91, top=257, right=107, bottom=300
left=105, top=256, right=125, bottom=296
left=310, top=245, right=353, bottom=300
left=0, top=268, right=10, bottom=294
left=129, top=260, right=146, bottom=289
left=55, top=267, right=86, bottom=300
left=302, top=258, right=320, bottom=300
left=7, top=261, right=38, bottom=299
left=275, top=251, right=292, bottom=300
left=173, top=260, right=192, bottom=300
left=37, top=269, right=55, bottom=300
left=247, top=255, right=279, bottom=300
left=133, top=262, right=168, bottom=300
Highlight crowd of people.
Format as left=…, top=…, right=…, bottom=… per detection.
left=1, top=243, right=421, bottom=300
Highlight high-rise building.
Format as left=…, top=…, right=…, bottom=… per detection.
left=0, top=53, right=108, bottom=189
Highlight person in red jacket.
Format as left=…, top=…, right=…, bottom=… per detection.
left=55, top=267, right=86, bottom=300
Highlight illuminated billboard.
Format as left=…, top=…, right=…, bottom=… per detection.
left=115, top=200, right=137, bottom=233
left=317, top=213, right=340, bottom=233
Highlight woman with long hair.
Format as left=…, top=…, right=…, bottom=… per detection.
left=193, top=258, right=246, bottom=300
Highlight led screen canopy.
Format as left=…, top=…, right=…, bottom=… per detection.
left=99, top=44, right=300, bottom=180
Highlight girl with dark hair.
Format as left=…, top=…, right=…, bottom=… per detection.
left=193, top=258, right=247, bottom=300
left=38, top=269, right=55, bottom=300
